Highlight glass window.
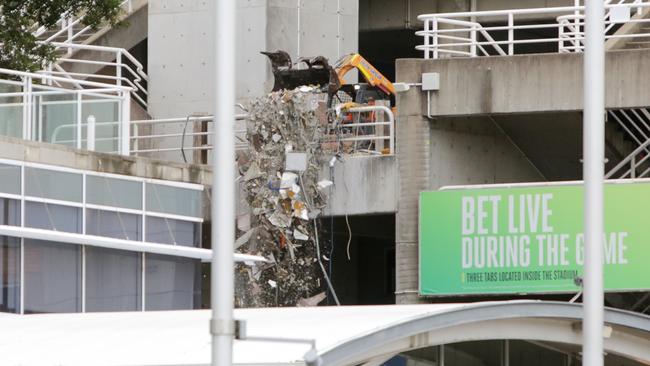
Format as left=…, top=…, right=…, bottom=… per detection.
left=0, top=198, right=20, bottom=226
left=146, top=183, right=202, bottom=218
left=24, top=239, right=81, bottom=313
left=25, top=202, right=82, bottom=233
left=86, top=247, right=142, bottom=312
left=0, top=98, right=23, bottom=139
left=0, top=236, right=20, bottom=313
left=444, top=341, right=502, bottom=366
left=145, top=216, right=200, bottom=247
left=86, top=175, right=142, bottom=210
left=87, top=209, right=142, bottom=241
left=145, top=254, right=200, bottom=311
left=0, top=164, right=20, bottom=195
left=25, top=167, right=82, bottom=202
left=509, top=340, right=567, bottom=366
left=82, top=99, right=120, bottom=153
left=38, top=94, right=78, bottom=149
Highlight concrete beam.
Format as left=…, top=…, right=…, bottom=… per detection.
left=396, top=49, right=650, bottom=117
left=0, top=135, right=212, bottom=185
left=322, top=156, right=398, bottom=216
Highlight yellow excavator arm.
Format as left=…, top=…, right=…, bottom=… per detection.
left=335, top=54, right=395, bottom=96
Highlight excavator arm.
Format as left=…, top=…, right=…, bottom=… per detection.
left=261, top=51, right=394, bottom=105
left=335, top=54, right=395, bottom=96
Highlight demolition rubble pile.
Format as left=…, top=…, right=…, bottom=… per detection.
left=235, top=87, right=332, bottom=307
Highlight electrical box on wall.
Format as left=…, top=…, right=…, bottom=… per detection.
left=422, top=72, right=440, bottom=91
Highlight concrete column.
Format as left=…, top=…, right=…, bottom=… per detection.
left=394, top=60, right=430, bottom=303
left=395, top=115, right=430, bottom=304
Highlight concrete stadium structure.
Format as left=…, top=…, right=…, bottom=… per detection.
left=2, top=0, right=650, bottom=365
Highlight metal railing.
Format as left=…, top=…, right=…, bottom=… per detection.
left=417, top=1, right=650, bottom=59
left=608, top=108, right=650, bottom=148
left=130, top=115, right=248, bottom=158
left=42, top=42, right=148, bottom=107
left=33, top=0, right=137, bottom=48
left=0, top=68, right=132, bottom=155
left=606, top=137, right=650, bottom=178
left=331, top=105, right=395, bottom=156
left=31, top=0, right=148, bottom=107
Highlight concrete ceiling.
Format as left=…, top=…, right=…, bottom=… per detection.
left=493, top=112, right=584, bottom=181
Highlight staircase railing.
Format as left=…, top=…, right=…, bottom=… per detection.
left=32, top=0, right=148, bottom=108
left=43, top=42, right=148, bottom=107
left=417, top=1, right=650, bottom=59
left=606, top=138, right=650, bottom=178
left=33, top=0, right=136, bottom=51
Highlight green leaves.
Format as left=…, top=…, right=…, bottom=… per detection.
left=0, top=0, right=122, bottom=72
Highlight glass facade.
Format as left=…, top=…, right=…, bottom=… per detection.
left=396, top=341, right=571, bottom=366
left=86, top=247, right=142, bottom=312
left=25, top=201, right=82, bottom=233
left=0, top=159, right=205, bottom=314
left=145, top=254, right=201, bottom=311
left=0, top=237, right=20, bottom=313
left=87, top=209, right=142, bottom=241
left=145, top=216, right=200, bottom=247
left=24, top=239, right=82, bottom=314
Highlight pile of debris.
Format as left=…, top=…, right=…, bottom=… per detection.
left=235, top=87, right=333, bottom=307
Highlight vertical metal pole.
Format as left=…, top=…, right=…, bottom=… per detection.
left=87, top=115, right=96, bottom=151
left=76, top=92, right=83, bottom=149
left=508, top=13, right=514, bottom=56
left=424, top=20, right=431, bottom=60
left=116, top=51, right=123, bottom=88
left=583, top=1, right=605, bottom=366
left=470, top=26, right=477, bottom=56
left=121, top=92, right=131, bottom=155
left=212, top=0, right=236, bottom=365
left=432, top=19, right=439, bottom=59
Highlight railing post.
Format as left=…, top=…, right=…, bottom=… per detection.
left=508, top=13, right=514, bottom=55
left=557, top=20, right=566, bottom=53
left=120, top=92, right=131, bottom=156
left=432, top=19, right=439, bottom=59
left=22, top=77, right=32, bottom=141
left=631, top=155, right=636, bottom=178
left=76, top=92, right=82, bottom=149
left=389, top=112, right=395, bottom=155
left=470, top=25, right=477, bottom=57
left=87, top=115, right=96, bottom=151
left=424, top=19, right=431, bottom=60
left=116, top=50, right=123, bottom=87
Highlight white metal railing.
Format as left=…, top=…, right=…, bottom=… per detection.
left=417, top=1, right=650, bottom=59
left=606, top=136, right=650, bottom=178
left=31, top=0, right=148, bottom=107
left=0, top=68, right=132, bottom=155
left=332, top=105, right=395, bottom=155
left=40, top=114, right=249, bottom=161
left=129, top=115, right=249, bottom=158
left=42, top=42, right=148, bottom=107
left=33, top=0, right=137, bottom=48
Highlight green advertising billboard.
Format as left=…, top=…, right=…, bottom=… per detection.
left=419, top=182, right=650, bottom=296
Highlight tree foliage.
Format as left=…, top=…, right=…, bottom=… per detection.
left=0, top=0, right=122, bottom=72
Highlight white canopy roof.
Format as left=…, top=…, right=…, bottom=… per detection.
left=1, top=301, right=649, bottom=366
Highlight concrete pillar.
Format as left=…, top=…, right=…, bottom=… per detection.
left=395, top=114, right=430, bottom=304
left=394, top=60, right=429, bottom=303
left=394, top=59, right=545, bottom=304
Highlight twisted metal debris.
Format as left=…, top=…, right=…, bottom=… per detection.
left=235, top=88, right=332, bottom=307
